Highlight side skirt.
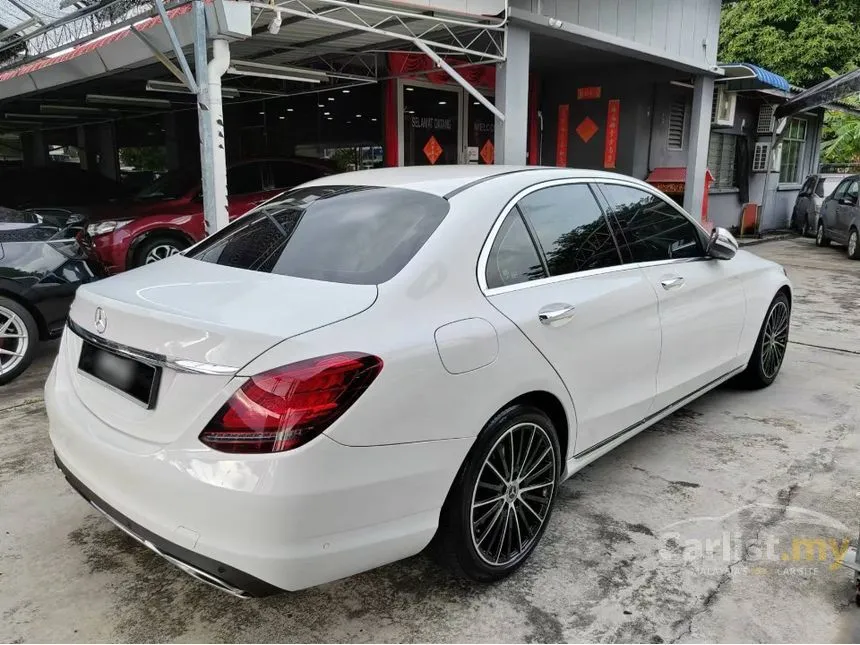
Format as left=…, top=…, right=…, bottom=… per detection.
left=561, top=366, right=745, bottom=481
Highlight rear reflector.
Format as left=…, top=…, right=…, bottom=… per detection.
left=199, top=352, right=383, bottom=453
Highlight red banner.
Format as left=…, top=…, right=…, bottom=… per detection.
left=556, top=104, right=570, bottom=167
left=387, top=53, right=495, bottom=89
left=577, top=86, right=602, bottom=100
left=604, top=99, right=620, bottom=169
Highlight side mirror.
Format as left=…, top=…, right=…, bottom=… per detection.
left=706, top=226, right=738, bottom=260
left=839, top=196, right=858, bottom=207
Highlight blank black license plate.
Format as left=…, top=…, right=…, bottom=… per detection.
left=78, top=341, right=160, bottom=408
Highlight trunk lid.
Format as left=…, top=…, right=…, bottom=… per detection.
left=64, top=255, right=377, bottom=444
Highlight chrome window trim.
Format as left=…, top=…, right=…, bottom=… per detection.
left=477, top=176, right=710, bottom=296
left=67, top=318, right=240, bottom=376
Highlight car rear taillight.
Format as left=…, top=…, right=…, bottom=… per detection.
left=199, top=352, right=383, bottom=454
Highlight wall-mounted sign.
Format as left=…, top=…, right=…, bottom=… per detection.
left=556, top=104, right=570, bottom=167
left=577, top=86, right=602, bottom=100
left=575, top=116, right=599, bottom=143
left=423, top=136, right=443, bottom=164
left=604, top=99, right=620, bottom=169
left=467, top=146, right=479, bottom=163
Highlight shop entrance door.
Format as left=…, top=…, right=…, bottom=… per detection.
left=400, top=81, right=462, bottom=165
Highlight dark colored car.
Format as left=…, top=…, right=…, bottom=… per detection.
left=84, top=157, right=337, bottom=274
left=816, top=174, right=860, bottom=260
left=0, top=165, right=130, bottom=211
left=790, top=173, right=850, bottom=237
left=0, top=207, right=100, bottom=384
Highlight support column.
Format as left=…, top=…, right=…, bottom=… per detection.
left=21, top=130, right=48, bottom=168
left=163, top=113, right=181, bottom=170
left=683, top=74, right=715, bottom=221
left=95, top=122, right=119, bottom=181
left=494, top=25, right=530, bottom=165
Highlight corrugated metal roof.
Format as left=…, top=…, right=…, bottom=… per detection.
left=718, top=63, right=791, bottom=92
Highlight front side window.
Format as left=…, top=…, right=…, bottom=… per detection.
left=485, top=211, right=546, bottom=289
left=600, top=184, right=704, bottom=262
left=830, top=178, right=852, bottom=202
left=189, top=185, right=448, bottom=285
left=779, top=118, right=808, bottom=184
left=845, top=180, right=860, bottom=205
left=516, top=184, right=621, bottom=276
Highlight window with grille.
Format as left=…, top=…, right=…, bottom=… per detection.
left=667, top=98, right=687, bottom=150
left=779, top=118, right=808, bottom=184
left=707, top=132, right=737, bottom=189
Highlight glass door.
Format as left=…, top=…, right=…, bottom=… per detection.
left=399, top=80, right=463, bottom=165
left=466, top=96, right=495, bottom=165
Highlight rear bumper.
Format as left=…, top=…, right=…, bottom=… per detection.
left=46, top=353, right=471, bottom=593
left=54, top=452, right=279, bottom=598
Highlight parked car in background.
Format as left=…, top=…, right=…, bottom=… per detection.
left=48, top=166, right=792, bottom=596
left=791, top=173, right=850, bottom=237
left=0, top=165, right=130, bottom=212
left=0, top=207, right=100, bottom=384
left=816, top=174, right=860, bottom=260
left=83, top=157, right=337, bottom=273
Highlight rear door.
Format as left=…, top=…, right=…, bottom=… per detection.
left=597, top=182, right=747, bottom=409
left=822, top=178, right=850, bottom=241
left=483, top=181, right=661, bottom=455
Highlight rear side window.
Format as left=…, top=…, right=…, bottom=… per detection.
left=485, top=211, right=547, bottom=289
left=189, top=185, right=448, bottom=285
left=600, top=184, right=704, bottom=262
left=517, top=184, right=621, bottom=276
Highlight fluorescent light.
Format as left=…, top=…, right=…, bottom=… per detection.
left=324, top=112, right=330, bottom=116
left=279, top=116, right=285, bottom=120
left=259, top=111, right=265, bottom=115
left=406, top=87, right=414, bottom=92
left=356, top=114, right=362, bottom=117
left=342, top=89, right=350, bottom=94
left=318, top=104, right=324, bottom=107
left=87, top=94, right=171, bottom=108
left=371, top=118, right=377, bottom=122
left=6, top=113, right=76, bottom=120
left=438, top=101, right=446, bottom=105
left=228, top=60, right=327, bottom=84
left=287, top=108, right=294, bottom=112
left=146, top=80, right=239, bottom=99
left=327, top=117, right=333, bottom=121
left=40, top=104, right=103, bottom=114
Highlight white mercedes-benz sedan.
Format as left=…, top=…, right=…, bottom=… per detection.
left=47, top=166, right=791, bottom=597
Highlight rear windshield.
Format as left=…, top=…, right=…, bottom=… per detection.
left=187, top=185, right=449, bottom=285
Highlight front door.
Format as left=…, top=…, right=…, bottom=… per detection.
left=835, top=178, right=860, bottom=241
left=483, top=182, right=661, bottom=456
left=597, top=182, right=747, bottom=409
left=400, top=82, right=462, bottom=166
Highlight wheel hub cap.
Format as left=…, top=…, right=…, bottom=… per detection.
left=0, top=306, right=29, bottom=376
left=761, top=301, right=789, bottom=379
left=470, top=422, right=556, bottom=566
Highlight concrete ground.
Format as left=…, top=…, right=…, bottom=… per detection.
left=1, top=237, right=859, bottom=643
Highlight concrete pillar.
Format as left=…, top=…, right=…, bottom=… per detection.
left=91, top=122, right=119, bottom=181
left=494, top=24, right=530, bottom=165
left=21, top=130, right=48, bottom=168
left=163, top=113, right=181, bottom=171
left=683, top=74, right=715, bottom=221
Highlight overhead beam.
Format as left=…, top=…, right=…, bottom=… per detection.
left=153, top=0, right=197, bottom=93
left=129, top=25, right=191, bottom=88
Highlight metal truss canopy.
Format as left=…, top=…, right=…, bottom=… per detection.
left=247, top=0, right=507, bottom=63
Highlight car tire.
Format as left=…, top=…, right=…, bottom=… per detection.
left=737, top=292, right=790, bottom=390
left=134, top=235, right=188, bottom=268
left=433, top=404, right=561, bottom=582
left=815, top=222, right=831, bottom=247
left=0, top=297, right=38, bottom=386
left=848, top=228, right=860, bottom=260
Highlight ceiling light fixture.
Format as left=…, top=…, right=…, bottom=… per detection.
left=5, top=112, right=77, bottom=120
left=146, top=80, right=240, bottom=99
left=267, top=11, right=282, bottom=35
left=228, top=60, right=327, bottom=84
left=87, top=94, right=171, bottom=109
left=40, top=104, right=104, bottom=114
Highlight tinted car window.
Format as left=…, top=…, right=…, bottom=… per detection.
left=227, top=162, right=264, bottom=195
left=189, top=185, right=448, bottom=285
left=485, top=211, right=546, bottom=289
left=831, top=179, right=851, bottom=202
left=517, top=184, right=621, bottom=276
left=270, top=161, right=328, bottom=190
left=845, top=180, right=859, bottom=204
left=600, top=184, right=704, bottom=262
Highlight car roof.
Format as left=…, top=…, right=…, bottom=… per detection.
left=304, top=165, right=651, bottom=197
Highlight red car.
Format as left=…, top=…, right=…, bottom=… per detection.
left=85, top=158, right=335, bottom=273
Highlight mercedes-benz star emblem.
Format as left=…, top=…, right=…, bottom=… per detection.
left=94, top=307, right=107, bottom=334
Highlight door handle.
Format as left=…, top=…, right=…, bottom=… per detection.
left=538, top=303, right=576, bottom=326
left=660, top=276, right=685, bottom=290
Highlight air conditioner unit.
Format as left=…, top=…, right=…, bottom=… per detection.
left=752, top=141, right=781, bottom=172
left=712, top=87, right=736, bottom=126
left=757, top=104, right=775, bottom=134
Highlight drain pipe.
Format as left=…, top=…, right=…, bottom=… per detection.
left=207, top=37, right=230, bottom=233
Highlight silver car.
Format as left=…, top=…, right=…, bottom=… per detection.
left=791, top=173, right=850, bottom=237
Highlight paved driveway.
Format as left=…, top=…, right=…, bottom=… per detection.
left=1, top=237, right=858, bottom=643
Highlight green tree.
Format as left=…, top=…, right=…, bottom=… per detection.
left=119, top=146, right=166, bottom=171
left=719, top=0, right=860, bottom=87
left=819, top=67, right=860, bottom=165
